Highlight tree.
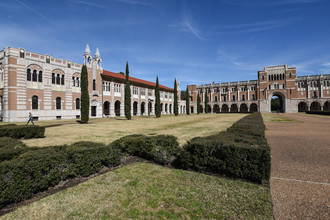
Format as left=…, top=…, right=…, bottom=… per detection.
left=80, top=64, right=89, bottom=123
left=205, top=90, right=208, bottom=113
left=181, top=90, right=186, bottom=101
left=124, top=62, right=131, bottom=120
left=197, top=95, right=201, bottom=114
left=119, top=72, right=125, bottom=75
left=155, top=76, right=161, bottom=118
left=174, top=79, right=178, bottom=116
left=186, top=87, right=190, bottom=115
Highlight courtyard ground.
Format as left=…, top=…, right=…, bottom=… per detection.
left=0, top=162, right=273, bottom=219
left=20, top=113, right=246, bottom=147
left=264, top=113, right=330, bottom=219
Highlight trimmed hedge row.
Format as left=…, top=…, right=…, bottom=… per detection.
left=0, top=137, right=28, bottom=162
left=110, top=134, right=180, bottom=165
left=0, top=125, right=45, bottom=139
left=306, top=110, right=330, bottom=115
left=173, top=113, right=271, bottom=183
left=0, top=141, right=122, bottom=208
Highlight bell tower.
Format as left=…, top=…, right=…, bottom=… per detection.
left=83, top=43, right=92, bottom=67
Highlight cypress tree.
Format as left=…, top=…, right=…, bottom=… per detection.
left=80, top=64, right=89, bottom=123
left=186, top=87, right=190, bottom=115
left=155, top=76, right=161, bottom=118
left=197, top=95, right=201, bottom=114
left=174, top=79, right=178, bottom=116
left=205, top=90, right=208, bottom=113
left=124, top=62, right=131, bottom=120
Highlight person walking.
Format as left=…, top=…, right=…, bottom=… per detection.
left=26, top=112, right=34, bottom=125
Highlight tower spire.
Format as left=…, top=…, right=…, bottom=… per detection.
left=84, top=43, right=91, bottom=56
left=94, top=47, right=101, bottom=59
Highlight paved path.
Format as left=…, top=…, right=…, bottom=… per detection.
left=265, top=114, right=330, bottom=220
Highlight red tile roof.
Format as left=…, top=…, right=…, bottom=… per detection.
left=102, top=70, right=173, bottom=91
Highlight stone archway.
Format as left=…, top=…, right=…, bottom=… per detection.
left=298, top=102, right=307, bottom=112
left=310, top=101, right=321, bottom=111
left=230, top=104, right=238, bottom=112
left=114, top=100, right=121, bottom=116
left=213, top=104, right=220, bottom=113
left=221, top=104, right=229, bottom=113
left=324, top=101, right=329, bottom=111
left=240, top=103, right=248, bottom=113
left=250, top=103, right=258, bottom=112
left=141, top=102, right=145, bottom=115
left=269, top=92, right=285, bottom=113
left=103, top=101, right=110, bottom=115
left=133, top=101, right=138, bottom=116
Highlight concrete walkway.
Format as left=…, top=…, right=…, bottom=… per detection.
left=265, top=114, right=330, bottom=219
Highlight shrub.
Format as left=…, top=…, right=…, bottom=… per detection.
left=0, top=125, right=45, bottom=139
left=306, top=110, right=330, bottom=115
left=173, top=113, right=271, bottom=183
left=0, top=141, right=122, bottom=209
left=0, top=137, right=28, bottom=162
left=110, top=134, right=180, bottom=165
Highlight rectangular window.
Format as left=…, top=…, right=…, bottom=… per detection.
left=133, top=87, right=138, bottom=95
left=114, top=83, right=121, bottom=93
left=148, top=89, right=152, bottom=96
left=141, top=88, right=145, bottom=96
left=242, top=94, right=245, bottom=101
left=252, top=94, right=255, bottom=100
left=232, top=95, right=235, bottom=101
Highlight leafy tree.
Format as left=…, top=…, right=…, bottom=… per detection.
left=186, top=87, right=190, bottom=115
left=119, top=72, right=125, bottom=75
left=80, top=65, right=89, bottom=123
left=197, top=95, right=201, bottom=114
left=124, top=62, right=131, bottom=120
left=174, top=79, right=178, bottom=116
left=155, top=76, right=161, bottom=118
left=205, top=91, right=208, bottom=114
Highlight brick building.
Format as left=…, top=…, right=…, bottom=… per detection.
left=188, top=65, right=330, bottom=113
left=0, top=45, right=186, bottom=122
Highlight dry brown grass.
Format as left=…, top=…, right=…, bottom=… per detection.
left=262, top=113, right=299, bottom=123
left=22, top=113, right=246, bottom=147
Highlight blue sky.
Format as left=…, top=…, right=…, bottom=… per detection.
left=1, top=0, right=330, bottom=89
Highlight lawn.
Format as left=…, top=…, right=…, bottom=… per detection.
left=262, top=113, right=299, bottom=123
left=21, top=113, right=247, bottom=147
left=0, top=162, right=273, bottom=220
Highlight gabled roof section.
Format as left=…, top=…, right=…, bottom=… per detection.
left=102, top=70, right=173, bottom=91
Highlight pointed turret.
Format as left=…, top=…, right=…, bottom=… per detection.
left=84, top=43, right=91, bottom=57
left=94, top=48, right=101, bottom=59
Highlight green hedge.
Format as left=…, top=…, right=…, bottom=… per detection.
left=173, top=113, right=271, bottom=183
left=0, top=137, right=28, bottom=162
left=0, top=125, right=45, bottom=139
left=306, top=110, right=330, bottom=115
left=0, top=141, right=122, bottom=208
left=110, top=134, right=180, bottom=165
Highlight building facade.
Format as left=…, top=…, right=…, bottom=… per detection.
left=0, top=45, right=186, bottom=122
left=188, top=65, right=330, bottom=113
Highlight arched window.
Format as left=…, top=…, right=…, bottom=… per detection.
left=268, top=75, right=271, bottom=81
left=32, top=95, right=38, bottom=109
left=56, top=97, right=61, bottom=109
left=27, top=69, right=31, bottom=81
left=38, top=71, right=42, bottom=82
left=262, top=75, right=264, bottom=80
left=61, top=75, right=65, bottom=85
left=76, top=77, right=79, bottom=87
left=32, top=70, right=37, bottom=82
left=52, top=73, right=55, bottom=84
left=93, top=79, right=96, bottom=90
left=76, top=98, right=80, bottom=109
left=56, top=74, right=60, bottom=85
left=269, top=85, right=271, bottom=90
left=289, top=72, right=292, bottom=78
left=215, top=96, right=218, bottom=102
left=72, top=76, right=75, bottom=87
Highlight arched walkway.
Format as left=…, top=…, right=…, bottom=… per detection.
left=133, top=101, right=138, bottom=116
left=298, top=102, right=307, bottom=112
left=103, top=101, right=110, bottom=115
left=221, top=104, right=229, bottom=113
left=199, top=105, right=203, bottom=113
left=141, top=102, right=145, bottom=115
left=207, top=105, right=211, bottom=113
left=324, top=101, right=329, bottom=111
left=230, top=104, right=238, bottom=112
left=213, top=104, right=220, bottom=113
left=270, top=92, right=285, bottom=113
left=114, top=100, right=121, bottom=116
left=240, top=103, right=248, bottom=113
left=250, top=103, right=258, bottom=112
left=310, top=101, right=321, bottom=111
left=190, top=106, right=194, bottom=113
left=169, top=104, right=172, bottom=114
left=165, top=103, right=168, bottom=113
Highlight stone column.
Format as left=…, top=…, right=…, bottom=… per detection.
left=110, top=101, right=115, bottom=117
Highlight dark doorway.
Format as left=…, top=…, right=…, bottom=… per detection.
left=250, top=103, right=258, bottom=112
left=230, top=104, right=238, bottom=112
left=271, top=94, right=284, bottom=113
left=221, top=104, right=229, bottom=113
left=310, top=101, right=321, bottom=111
left=213, top=104, right=220, bottom=113
left=115, top=100, right=121, bottom=116
left=324, top=101, right=329, bottom=111
left=103, top=101, right=110, bottom=115
left=141, top=102, right=145, bottom=115
left=91, top=106, right=96, bottom=116
left=240, top=104, right=248, bottom=113
left=191, top=106, right=194, bottom=113
left=133, top=101, right=138, bottom=116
